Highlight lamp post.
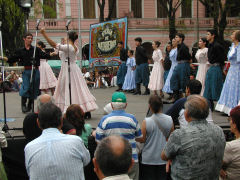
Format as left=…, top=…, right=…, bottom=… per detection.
left=78, top=0, right=83, bottom=69
left=16, top=0, right=32, bottom=32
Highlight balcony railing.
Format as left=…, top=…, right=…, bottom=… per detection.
left=28, top=17, right=240, bottom=30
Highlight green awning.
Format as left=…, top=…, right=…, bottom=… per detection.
left=48, top=60, right=89, bottom=69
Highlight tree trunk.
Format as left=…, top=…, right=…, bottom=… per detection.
left=106, top=0, right=116, bottom=21
left=97, top=0, right=105, bottom=22
left=169, top=15, right=177, bottom=40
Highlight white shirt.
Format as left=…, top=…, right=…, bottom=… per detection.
left=103, top=174, right=132, bottom=180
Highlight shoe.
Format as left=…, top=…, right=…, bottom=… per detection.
left=116, top=85, right=123, bottom=92
left=133, top=90, right=141, bottom=95
left=133, top=84, right=141, bottom=95
left=27, top=99, right=33, bottom=112
left=84, top=112, right=91, bottom=119
left=143, top=87, right=150, bottom=95
left=21, top=97, right=28, bottom=113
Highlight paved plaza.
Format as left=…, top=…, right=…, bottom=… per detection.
left=0, top=87, right=229, bottom=137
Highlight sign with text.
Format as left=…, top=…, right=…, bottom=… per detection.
left=89, top=17, right=128, bottom=66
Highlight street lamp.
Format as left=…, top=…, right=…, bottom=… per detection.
left=20, top=0, right=32, bottom=8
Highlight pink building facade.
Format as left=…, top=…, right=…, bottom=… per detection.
left=28, top=0, right=240, bottom=58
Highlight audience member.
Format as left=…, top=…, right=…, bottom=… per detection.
left=103, top=102, right=113, bottom=115
left=0, top=127, right=7, bottom=180
left=24, top=94, right=76, bottom=136
left=137, top=95, right=173, bottom=180
left=93, top=135, right=134, bottom=180
left=96, top=92, right=142, bottom=180
left=166, top=79, right=213, bottom=127
left=220, top=106, right=240, bottom=180
left=65, top=104, right=92, bottom=148
left=24, top=103, right=90, bottom=180
left=161, top=95, right=226, bottom=180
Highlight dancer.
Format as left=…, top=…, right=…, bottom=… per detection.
left=40, top=28, right=98, bottom=113
left=203, top=29, right=226, bottom=110
left=195, top=37, right=209, bottom=96
left=148, top=41, right=164, bottom=96
left=215, top=30, right=240, bottom=115
left=37, top=41, right=57, bottom=95
left=169, top=33, right=191, bottom=103
left=163, top=42, right=172, bottom=83
left=134, top=37, right=149, bottom=95
left=162, top=39, right=178, bottom=98
left=3, top=33, right=51, bottom=113
left=122, top=50, right=136, bottom=92
left=116, top=41, right=128, bottom=91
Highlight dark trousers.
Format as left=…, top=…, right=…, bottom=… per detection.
left=140, top=163, right=166, bottom=180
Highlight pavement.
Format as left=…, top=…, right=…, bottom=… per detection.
left=0, top=86, right=229, bottom=137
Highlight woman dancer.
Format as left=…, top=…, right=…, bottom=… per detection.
left=195, top=38, right=209, bottom=96
left=148, top=41, right=164, bottom=96
left=122, top=50, right=136, bottom=92
left=40, top=28, right=98, bottom=113
left=37, top=41, right=57, bottom=95
left=162, top=38, right=178, bottom=97
left=215, top=30, right=240, bottom=115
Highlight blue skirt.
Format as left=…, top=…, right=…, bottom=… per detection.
left=135, top=63, right=150, bottom=86
left=203, top=66, right=223, bottom=101
left=122, top=67, right=136, bottom=90
left=19, top=69, right=40, bottom=99
left=117, top=62, right=127, bottom=86
left=216, top=64, right=240, bottom=114
left=170, top=62, right=190, bottom=92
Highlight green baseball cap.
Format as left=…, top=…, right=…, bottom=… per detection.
left=112, top=92, right=127, bottom=103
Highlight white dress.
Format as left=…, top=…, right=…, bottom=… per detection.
left=54, top=44, right=98, bottom=113
left=148, top=49, right=164, bottom=90
left=39, top=59, right=57, bottom=89
left=195, top=48, right=209, bottom=96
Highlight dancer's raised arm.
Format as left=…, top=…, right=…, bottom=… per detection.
left=40, top=28, right=57, bottom=48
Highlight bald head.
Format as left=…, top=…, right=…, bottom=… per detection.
left=184, top=95, right=209, bottom=120
left=37, top=94, right=55, bottom=111
left=95, top=136, right=132, bottom=177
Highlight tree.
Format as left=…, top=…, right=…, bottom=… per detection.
left=199, top=0, right=236, bottom=42
left=0, top=0, right=25, bottom=56
left=158, top=0, right=188, bottom=40
left=97, top=0, right=116, bottom=22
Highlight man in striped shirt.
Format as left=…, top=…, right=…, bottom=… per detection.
left=96, top=92, right=142, bottom=180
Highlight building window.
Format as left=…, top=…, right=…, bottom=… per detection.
left=83, top=0, right=96, bottom=19
left=131, top=0, right=142, bottom=18
left=181, top=0, right=192, bottom=18
left=109, top=0, right=117, bottom=18
left=43, top=0, right=57, bottom=19
left=227, top=0, right=240, bottom=17
left=157, top=0, right=167, bottom=18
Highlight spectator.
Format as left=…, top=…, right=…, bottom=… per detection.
left=220, top=106, right=240, bottom=180
left=163, top=42, right=172, bottom=83
left=25, top=103, right=90, bottom=180
left=96, top=92, right=142, bottom=180
left=65, top=104, right=92, bottom=148
left=93, top=135, right=134, bottom=180
left=137, top=95, right=173, bottom=180
left=24, top=94, right=76, bottom=136
left=161, top=95, right=226, bottom=180
left=0, top=127, right=7, bottom=180
left=166, top=79, right=213, bottom=127
left=103, top=102, right=113, bottom=115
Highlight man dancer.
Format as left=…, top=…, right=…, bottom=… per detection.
left=133, top=37, right=149, bottom=95
left=116, top=41, right=128, bottom=91
left=4, top=33, right=51, bottom=113
left=169, top=33, right=191, bottom=102
left=204, top=29, right=225, bottom=110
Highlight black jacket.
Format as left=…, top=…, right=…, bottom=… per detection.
left=135, top=45, right=148, bottom=65
left=208, top=41, right=226, bottom=66
left=176, top=43, right=191, bottom=62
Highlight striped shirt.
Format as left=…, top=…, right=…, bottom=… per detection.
left=24, top=128, right=90, bottom=180
left=96, top=110, right=142, bottom=162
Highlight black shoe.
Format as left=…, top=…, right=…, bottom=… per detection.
left=21, top=97, right=28, bottom=113
left=27, top=99, right=33, bottom=112
left=143, top=88, right=150, bottom=95
left=133, top=90, right=141, bottom=95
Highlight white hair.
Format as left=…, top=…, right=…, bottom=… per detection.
left=37, top=95, right=55, bottom=111
left=111, top=102, right=127, bottom=110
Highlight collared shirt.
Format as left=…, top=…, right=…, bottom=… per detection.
left=96, top=110, right=142, bottom=162
left=7, top=46, right=50, bottom=66
left=176, top=43, right=191, bottom=62
left=120, top=48, right=128, bottom=62
left=208, top=40, right=226, bottom=65
left=103, top=174, right=132, bottom=180
left=164, top=120, right=225, bottom=180
left=135, top=46, right=148, bottom=65
left=25, top=128, right=90, bottom=180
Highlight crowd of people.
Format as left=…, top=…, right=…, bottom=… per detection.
left=0, top=28, right=240, bottom=180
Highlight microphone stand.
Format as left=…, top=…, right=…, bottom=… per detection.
left=66, top=22, right=72, bottom=104
left=29, top=20, right=40, bottom=112
left=0, top=21, right=8, bottom=132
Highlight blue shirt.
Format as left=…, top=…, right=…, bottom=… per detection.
left=96, top=110, right=142, bottom=162
left=25, top=128, right=90, bottom=180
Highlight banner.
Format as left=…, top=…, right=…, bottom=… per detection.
left=89, top=17, right=128, bottom=66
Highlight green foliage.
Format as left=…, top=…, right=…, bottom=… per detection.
left=0, top=0, right=25, bottom=56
